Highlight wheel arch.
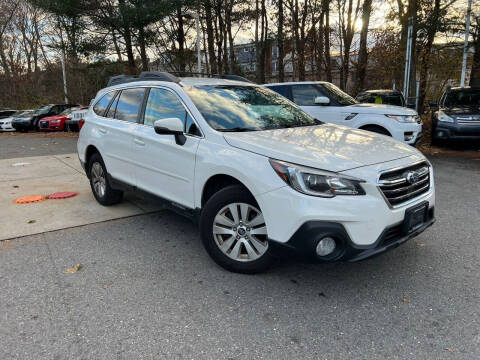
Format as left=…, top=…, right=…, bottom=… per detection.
left=359, top=124, right=392, bottom=136
left=201, top=174, right=254, bottom=208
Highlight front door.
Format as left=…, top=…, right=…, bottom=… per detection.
left=133, top=87, right=201, bottom=208
left=290, top=84, right=347, bottom=125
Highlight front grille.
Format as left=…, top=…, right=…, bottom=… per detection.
left=40, top=121, right=49, bottom=128
left=378, top=162, right=430, bottom=207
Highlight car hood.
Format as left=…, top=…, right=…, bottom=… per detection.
left=442, top=106, right=480, bottom=116
left=13, top=116, right=32, bottom=122
left=345, top=103, right=417, bottom=115
left=42, top=115, right=65, bottom=121
left=223, top=124, right=421, bottom=172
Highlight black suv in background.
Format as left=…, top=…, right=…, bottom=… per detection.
left=12, top=103, right=78, bottom=132
left=430, top=87, right=480, bottom=145
left=356, top=89, right=411, bottom=108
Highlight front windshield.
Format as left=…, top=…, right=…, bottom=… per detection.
left=184, top=85, right=319, bottom=131
left=35, top=105, right=51, bottom=115
left=318, top=83, right=357, bottom=106
left=444, top=89, right=480, bottom=107
left=17, top=110, right=33, bottom=117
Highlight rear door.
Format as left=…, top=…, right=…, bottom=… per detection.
left=94, top=88, right=146, bottom=186
left=132, top=87, right=201, bottom=208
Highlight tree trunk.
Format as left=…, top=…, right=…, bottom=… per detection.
left=277, top=0, right=285, bottom=82
left=118, top=0, right=136, bottom=74
left=354, top=0, right=372, bottom=95
left=417, top=0, right=440, bottom=115
left=111, top=28, right=123, bottom=62
left=323, top=0, right=332, bottom=82
left=469, top=29, right=480, bottom=87
left=138, top=26, right=148, bottom=71
left=204, top=0, right=217, bottom=74
left=176, top=6, right=186, bottom=72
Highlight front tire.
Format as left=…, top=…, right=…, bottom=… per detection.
left=87, top=153, right=123, bottom=206
left=200, top=185, right=274, bottom=274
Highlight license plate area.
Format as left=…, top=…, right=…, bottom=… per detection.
left=403, top=202, right=428, bottom=234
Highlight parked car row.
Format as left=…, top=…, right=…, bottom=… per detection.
left=0, top=104, right=88, bottom=132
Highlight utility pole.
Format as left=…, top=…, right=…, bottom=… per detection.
left=59, top=27, right=68, bottom=103
left=460, top=0, right=472, bottom=87
left=403, top=17, right=413, bottom=102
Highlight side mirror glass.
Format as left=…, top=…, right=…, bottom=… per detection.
left=314, top=96, right=330, bottom=105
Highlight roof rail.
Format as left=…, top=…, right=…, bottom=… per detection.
left=170, top=71, right=253, bottom=83
left=106, top=71, right=181, bottom=87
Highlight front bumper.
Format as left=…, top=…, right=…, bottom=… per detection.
left=0, top=123, right=15, bottom=131
left=433, top=122, right=480, bottom=140
left=11, top=121, right=32, bottom=130
left=269, top=207, right=435, bottom=262
left=390, top=122, right=423, bottom=145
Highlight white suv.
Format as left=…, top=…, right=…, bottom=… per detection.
left=264, top=81, right=423, bottom=145
left=78, top=72, right=435, bottom=273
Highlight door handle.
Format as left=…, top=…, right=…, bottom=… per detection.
left=98, top=128, right=107, bottom=134
left=134, top=138, right=145, bottom=146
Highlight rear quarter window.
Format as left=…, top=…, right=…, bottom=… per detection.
left=93, top=92, right=115, bottom=116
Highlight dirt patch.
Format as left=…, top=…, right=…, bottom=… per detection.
left=0, top=131, right=78, bottom=138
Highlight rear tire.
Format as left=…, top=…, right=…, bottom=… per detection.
left=87, top=153, right=123, bottom=206
left=200, top=185, right=274, bottom=274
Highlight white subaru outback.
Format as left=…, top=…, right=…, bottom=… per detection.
left=77, top=72, right=435, bottom=274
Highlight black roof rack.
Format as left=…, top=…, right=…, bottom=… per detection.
left=170, top=72, right=253, bottom=83
left=107, top=71, right=252, bottom=87
left=107, top=71, right=181, bottom=87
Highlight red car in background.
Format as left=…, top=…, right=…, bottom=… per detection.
left=39, top=107, right=79, bottom=131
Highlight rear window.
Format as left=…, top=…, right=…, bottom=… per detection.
left=267, top=85, right=290, bottom=99
left=93, top=92, right=114, bottom=116
left=115, top=88, right=145, bottom=122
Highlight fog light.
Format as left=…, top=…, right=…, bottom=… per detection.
left=316, top=237, right=336, bottom=256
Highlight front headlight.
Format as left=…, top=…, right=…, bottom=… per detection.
left=437, top=110, right=454, bottom=123
left=269, top=159, right=366, bottom=197
left=385, top=114, right=418, bottom=123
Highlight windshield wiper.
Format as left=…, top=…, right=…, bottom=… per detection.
left=217, top=127, right=259, bottom=132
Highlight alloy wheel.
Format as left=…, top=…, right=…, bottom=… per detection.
left=91, top=162, right=106, bottom=198
left=212, top=202, right=268, bottom=262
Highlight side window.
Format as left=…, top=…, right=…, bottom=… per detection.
left=291, top=85, right=325, bottom=106
left=268, top=85, right=289, bottom=99
left=106, top=92, right=119, bottom=118
left=93, top=92, right=114, bottom=116
left=144, top=88, right=201, bottom=136
left=50, top=105, right=60, bottom=114
left=115, top=88, right=146, bottom=123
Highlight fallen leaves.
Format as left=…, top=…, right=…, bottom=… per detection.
left=416, top=243, right=425, bottom=247
left=66, top=264, right=83, bottom=274
left=27, top=220, right=36, bottom=224
left=445, top=348, right=453, bottom=352
left=402, top=296, right=411, bottom=303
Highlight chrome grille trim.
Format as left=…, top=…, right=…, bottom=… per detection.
left=378, top=161, right=431, bottom=208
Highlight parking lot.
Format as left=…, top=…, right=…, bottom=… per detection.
left=0, top=132, right=479, bottom=359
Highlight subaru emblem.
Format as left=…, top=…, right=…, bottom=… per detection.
left=406, top=171, right=420, bottom=184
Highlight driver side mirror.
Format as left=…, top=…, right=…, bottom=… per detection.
left=314, top=96, right=330, bottom=105
left=153, top=117, right=186, bottom=145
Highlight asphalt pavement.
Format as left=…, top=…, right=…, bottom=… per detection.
left=0, top=134, right=479, bottom=359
